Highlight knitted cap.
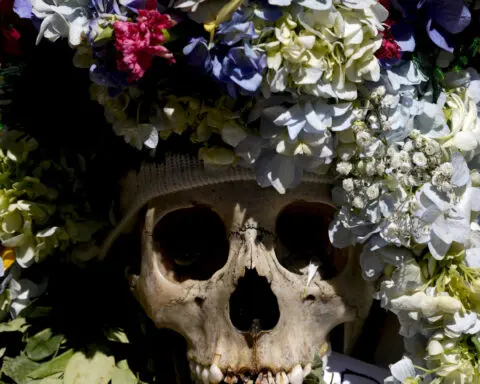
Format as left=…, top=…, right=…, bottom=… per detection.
left=99, top=153, right=332, bottom=258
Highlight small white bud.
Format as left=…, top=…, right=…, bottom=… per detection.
left=366, top=184, right=380, bottom=200
left=342, top=178, right=355, bottom=192
left=403, top=141, right=414, bottom=152
left=365, top=160, right=377, bottom=176
left=356, top=131, right=372, bottom=148
left=352, top=196, right=365, bottom=209
left=376, top=86, right=386, bottom=97
left=412, top=152, right=427, bottom=167
left=424, top=142, right=438, bottom=156
left=336, top=161, right=353, bottom=176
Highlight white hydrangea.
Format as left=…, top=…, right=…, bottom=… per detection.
left=415, top=154, right=480, bottom=260
left=8, top=272, right=47, bottom=317
left=32, top=0, right=90, bottom=46
left=264, top=0, right=387, bottom=99
left=441, top=90, right=480, bottom=159
left=425, top=332, right=479, bottom=383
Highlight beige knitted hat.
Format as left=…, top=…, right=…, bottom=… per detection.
left=99, top=153, right=332, bottom=258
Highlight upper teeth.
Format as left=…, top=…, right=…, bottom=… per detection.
left=189, top=361, right=313, bottom=384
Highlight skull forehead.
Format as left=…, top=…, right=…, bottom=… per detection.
left=148, top=180, right=332, bottom=231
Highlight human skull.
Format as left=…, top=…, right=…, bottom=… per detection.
left=127, top=179, right=373, bottom=384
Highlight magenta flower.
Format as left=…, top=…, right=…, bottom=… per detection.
left=113, top=10, right=176, bottom=83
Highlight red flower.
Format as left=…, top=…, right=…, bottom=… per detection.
left=113, top=10, right=176, bottom=83
left=375, top=0, right=401, bottom=60
left=1, top=26, right=21, bottom=55
left=376, top=28, right=401, bottom=60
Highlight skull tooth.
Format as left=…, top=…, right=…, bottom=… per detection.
left=288, top=365, right=303, bottom=384
left=267, top=371, right=275, bottom=384
left=201, top=368, right=210, bottom=384
left=277, top=372, right=289, bottom=384
left=208, top=364, right=224, bottom=383
left=302, top=364, right=312, bottom=378
left=275, top=373, right=282, bottom=384
left=196, top=364, right=202, bottom=378
left=255, top=372, right=264, bottom=384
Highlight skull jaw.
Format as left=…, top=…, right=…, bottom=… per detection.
left=135, top=270, right=359, bottom=383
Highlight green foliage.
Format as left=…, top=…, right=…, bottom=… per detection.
left=63, top=351, right=115, bottom=384
left=1, top=355, right=40, bottom=384
left=0, top=319, right=140, bottom=384
left=0, top=318, right=28, bottom=333
left=27, top=350, right=74, bottom=380
left=0, top=261, right=184, bottom=384
left=25, top=329, right=63, bottom=362
left=303, top=353, right=326, bottom=384
left=0, top=130, right=106, bottom=271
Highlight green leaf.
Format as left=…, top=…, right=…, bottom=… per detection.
left=303, top=353, right=326, bottom=384
left=2, top=355, right=40, bottom=384
left=25, top=329, right=63, bottom=361
left=0, top=317, right=28, bottom=333
left=64, top=351, right=115, bottom=384
left=23, top=306, right=53, bottom=320
left=38, top=373, right=63, bottom=383
left=94, top=26, right=114, bottom=43
left=27, top=349, right=74, bottom=379
left=111, top=360, right=137, bottom=384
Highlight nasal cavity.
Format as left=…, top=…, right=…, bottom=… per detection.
left=229, top=269, right=280, bottom=333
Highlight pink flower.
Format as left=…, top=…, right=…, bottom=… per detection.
left=114, top=10, right=176, bottom=83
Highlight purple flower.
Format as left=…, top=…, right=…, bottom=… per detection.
left=252, top=1, right=281, bottom=21
left=89, top=0, right=122, bottom=15
left=212, top=44, right=267, bottom=97
left=13, top=0, right=32, bottom=19
left=421, top=0, right=471, bottom=52
left=90, top=64, right=129, bottom=96
left=217, top=10, right=257, bottom=46
left=183, top=37, right=212, bottom=71
left=390, top=23, right=415, bottom=52
left=391, top=0, right=471, bottom=52
left=183, top=3, right=274, bottom=96
left=88, top=0, right=149, bottom=15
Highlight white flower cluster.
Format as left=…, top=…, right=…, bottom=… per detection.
left=328, top=66, right=480, bottom=382
left=264, top=0, right=387, bottom=100
left=31, top=0, right=90, bottom=46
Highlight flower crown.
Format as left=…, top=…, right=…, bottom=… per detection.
left=1, top=0, right=480, bottom=382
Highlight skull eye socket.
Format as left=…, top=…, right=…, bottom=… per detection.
left=153, top=205, right=229, bottom=282
left=275, top=202, right=347, bottom=280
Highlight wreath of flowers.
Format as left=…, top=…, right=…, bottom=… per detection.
left=1, top=0, right=480, bottom=382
